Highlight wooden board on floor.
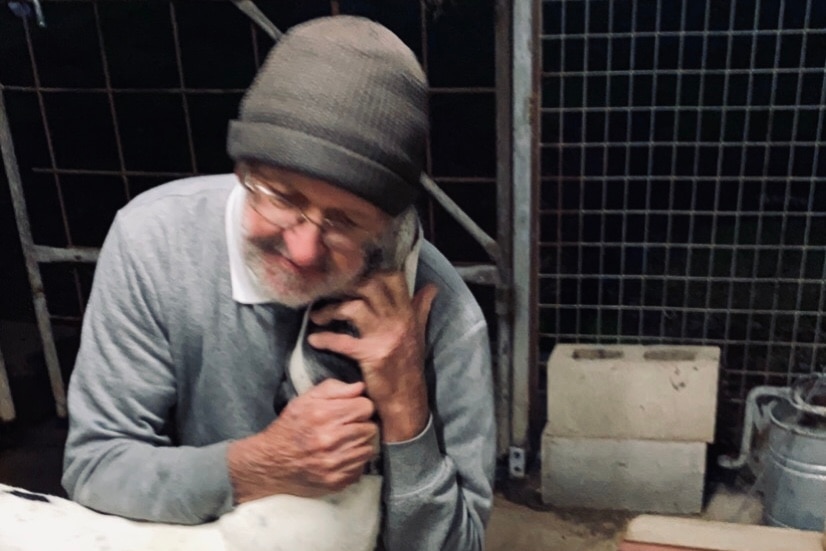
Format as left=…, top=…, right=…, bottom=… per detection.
left=619, top=543, right=710, bottom=551
left=621, top=515, right=824, bottom=551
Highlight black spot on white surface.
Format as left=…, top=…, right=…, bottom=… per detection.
left=7, top=489, right=51, bottom=503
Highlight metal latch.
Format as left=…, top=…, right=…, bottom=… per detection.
left=509, top=446, right=526, bottom=478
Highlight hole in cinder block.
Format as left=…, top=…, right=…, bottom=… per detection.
left=572, top=348, right=623, bottom=360
left=643, top=349, right=697, bottom=361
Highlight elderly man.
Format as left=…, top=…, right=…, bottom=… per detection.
left=62, top=15, right=494, bottom=550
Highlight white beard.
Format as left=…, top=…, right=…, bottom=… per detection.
left=242, top=207, right=420, bottom=308
left=242, top=236, right=362, bottom=309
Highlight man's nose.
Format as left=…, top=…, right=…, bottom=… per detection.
left=283, top=221, right=325, bottom=267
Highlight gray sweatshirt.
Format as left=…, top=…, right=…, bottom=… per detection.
left=62, top=175, right=495, bottom=550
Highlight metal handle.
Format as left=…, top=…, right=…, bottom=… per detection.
left=718, top=385, right=792, bottom=470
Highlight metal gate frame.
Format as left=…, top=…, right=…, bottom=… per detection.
left=0, top=0, right=538, bottom=476
left=509, top=0, right=538, bottom=476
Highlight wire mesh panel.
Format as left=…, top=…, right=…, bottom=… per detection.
left=0, top=0, right=501, bottom=418
left=539, top=0, right=826, bottom=447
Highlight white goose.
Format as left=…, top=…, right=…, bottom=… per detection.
left=0, top=209, right=421, bottom=551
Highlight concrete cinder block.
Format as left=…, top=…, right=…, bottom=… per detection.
left=541, top=431, right=706, bottom=514
left=546, top=344, right=720, bottom=442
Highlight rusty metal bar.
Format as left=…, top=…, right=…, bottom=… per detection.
left=423, top=87, right=498, bottom=94
left=33, top=62, right=87, bottom=321
left=250, top=13, right=262, bottom=68
left=49, top=315, right=84, bottom=324
left=420, top=0, right=436, bottom=248
left=34, top=245, right=100, bottom=264
left=38, top=0, right=232, bottom=2
left=1, top=84, right=490, bottom=95
left=31, top=167, right=194, bottom=178
left=29, top=166, right=496, bottom=183
left=3, top=85, right=247, bottom=94
left=28, top=249, right=496, bottom=281
left=542, top=28, right=819, bottom=40
left=494, top=0, right=514, bottom=459
left=431, top=177, right=496, bottom=183
left=92, top=2, right=131, bottom=201
left=539, top=67, right=822, bottom=78
left=22, top=19, right=83, bottom=312
left=0, top=87, right=67, bottom=418
left=168, top=3, right=199, bottom=173
left=30, top=247, right=495, bottom=284
left=0, top=345, right=15, bottom=422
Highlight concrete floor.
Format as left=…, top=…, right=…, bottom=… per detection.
left=487, top=494, right=629, bottom=550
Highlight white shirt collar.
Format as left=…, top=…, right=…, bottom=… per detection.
left=225, top=184, right=274, bottom=304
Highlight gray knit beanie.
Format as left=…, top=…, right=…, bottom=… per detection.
left=227, top=16, right=429, bottom=216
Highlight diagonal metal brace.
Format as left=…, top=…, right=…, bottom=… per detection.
left=420, top=174, right=502, bottom=267
left=230, top=0, right=282, bottom=41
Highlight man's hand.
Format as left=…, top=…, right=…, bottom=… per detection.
left=306, top=273, right=439, bottom=443
left=228, top=379, right=378, bottom=504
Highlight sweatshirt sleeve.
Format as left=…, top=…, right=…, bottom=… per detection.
left=380, top=312, right=495, bottom=551
left=62, top=214, right=235, bottom=524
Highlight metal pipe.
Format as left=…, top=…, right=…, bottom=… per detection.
left=718, top=386, right=792, bottom=470
left=0, top=86, right=67, bottom=417
left=509, top=0, right=537, bottom=477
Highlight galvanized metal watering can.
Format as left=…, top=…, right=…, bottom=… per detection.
left=719, top=374, right=826, bottom=531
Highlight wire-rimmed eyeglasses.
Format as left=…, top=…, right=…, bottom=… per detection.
left=239, top=171, right=374, bottom=252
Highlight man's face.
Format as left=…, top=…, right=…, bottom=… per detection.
left=237, top=163, right=390, bottom=308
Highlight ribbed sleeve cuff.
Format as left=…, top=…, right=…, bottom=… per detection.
left=194, top=441, right=236, bottom=520
left=381, top=416, right=444, bottom=497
